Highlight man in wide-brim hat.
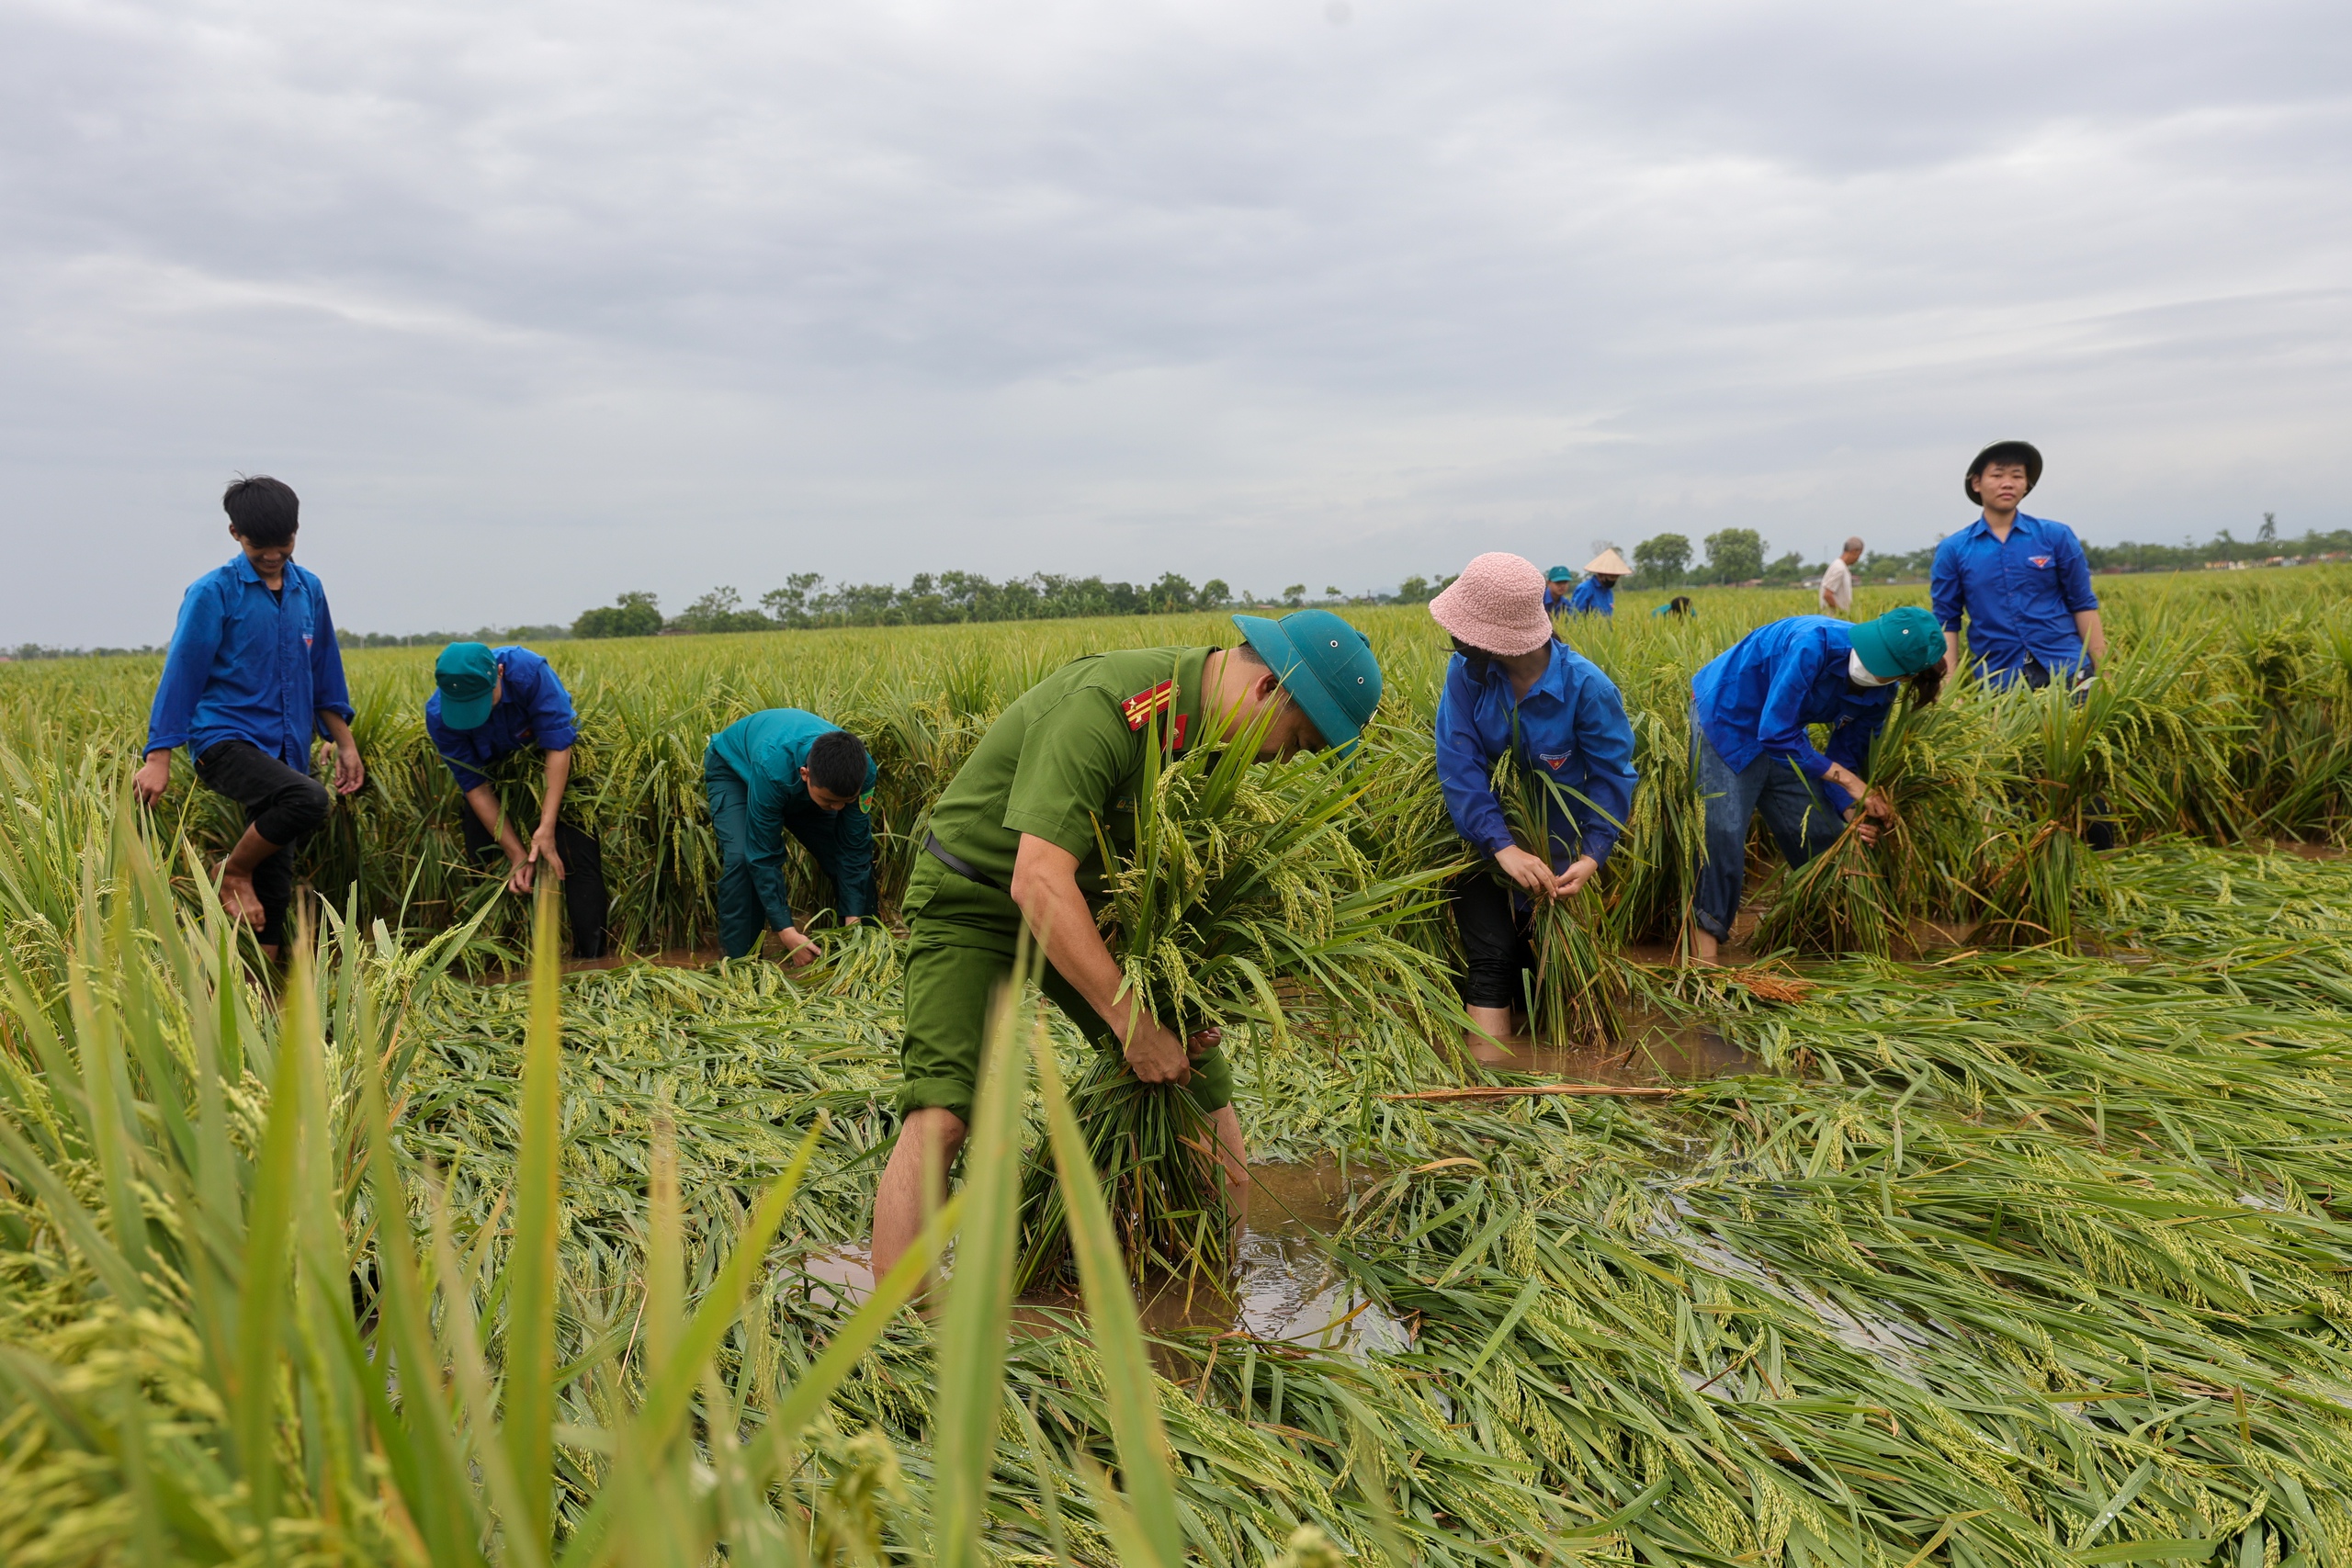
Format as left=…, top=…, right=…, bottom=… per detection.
left=1567, top=549, right=1632, bottom=618
left=1930, top=440, right=2107, bottom=689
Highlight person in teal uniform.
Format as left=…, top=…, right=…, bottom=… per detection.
left=702, top=710, right=877, bottom=963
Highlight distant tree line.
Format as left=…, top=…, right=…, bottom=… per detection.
left=571, top=570, right=1471, bottom=638
left=335, top=624, right=575, bottom=649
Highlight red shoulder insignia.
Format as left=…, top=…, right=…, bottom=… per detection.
left=1122, top=679, right=1176, bottom=731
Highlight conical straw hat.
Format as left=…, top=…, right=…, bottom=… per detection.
left=1585, top=548, right=1632, bottom=576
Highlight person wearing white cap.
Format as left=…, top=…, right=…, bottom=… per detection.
left=1429, top=553, right=1638, bottom=1064
left=1567, top=550, right=1631, bottom=617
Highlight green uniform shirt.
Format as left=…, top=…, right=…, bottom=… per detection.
left=923, top=647, right=1210, bottom=898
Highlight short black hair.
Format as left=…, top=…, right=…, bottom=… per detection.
left=807, top=729, right=869, bottom=797
left=1965, top=441, right=2043, bottom=504
left=1228, top=640, right=1268, bottom=667
left=223, top=476, right=300, bottom=545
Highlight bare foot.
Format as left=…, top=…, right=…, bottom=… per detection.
left=1685, top=929, right=1721, bottom=967
left=1463, top=1031, right=1538, bottom=1068
left=218, top=869, right=264, bottom=928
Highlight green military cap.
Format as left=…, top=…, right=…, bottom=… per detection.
left=434, top=641, right=499, bottom=730
left=1849, top=606, right=1942, bottom=680
left=1229, top=609, right=1383, bottom=756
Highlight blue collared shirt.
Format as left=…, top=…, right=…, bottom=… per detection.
left=1690, top=615, right=1894, bottom=812
left=145, top=554, right=354, bottom=769
left=1929, top=512, right=2099, bottom=683
left=705, top=708, right=879, bottom=921
left=1543, top=584, right=1574, bottom=615
left=1567, top=577, right=1614, bottom=617
left=1434, top=641, right=1638, bottom=869
left=424, top=647, right=582, bottom=793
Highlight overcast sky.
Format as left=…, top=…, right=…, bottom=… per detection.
left=4, top=0, right=2346, bottom=643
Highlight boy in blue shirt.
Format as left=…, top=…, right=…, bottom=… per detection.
left=426, top=642, right=608, bottom=958
left=134, top=477, right=362, bottom=957
left=1542, top=566, right=1576, bottom=615
left=1686, top=608, right=1942, bottom=962
left=703, top=710, right=877, bottom=964
left=1930, top=442, right=2109, bottom=687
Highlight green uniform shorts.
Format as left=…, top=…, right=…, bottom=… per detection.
left=896, top=856, right=1233, bottom=1122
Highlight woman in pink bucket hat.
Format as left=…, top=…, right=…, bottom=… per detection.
left=1428, top=553, right=1638, bottom=1064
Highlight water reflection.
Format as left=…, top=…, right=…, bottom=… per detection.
left=784, top=1157, right=1409, bottom=1361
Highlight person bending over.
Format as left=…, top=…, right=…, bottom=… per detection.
left=1567, top=550, right=1631, bottom=618
left=1685, top=607, right=1943, bottom=963
left=426, top=641, right=608, bottom=957
left=1430, top=554, right=1637, bottom=1064
left=869, top=610, right=1383, bottom=1280
left=703, top=711, right=876, bottom=964
left=134, top=476, right=362, bottom=959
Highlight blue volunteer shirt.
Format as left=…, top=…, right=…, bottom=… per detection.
left=1543, top=584, right=1574, bottom=615
left=1929, top=513, right=2099, bottom=683
left=706, top=708, right=879, bottom=922
left=424, top=647, right=581, bottom=793
left=1567, top=577, right=1615, bottom=617
left=1434, top=640, right=1639, bottom=870
left=145, top=555, right=354, bottom=769
left=1690, top=616, right=1895, bottom=813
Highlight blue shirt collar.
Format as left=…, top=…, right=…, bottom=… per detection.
left=1467, top=639, right=1574, bottom=701
left=1962, top=511, right=2044, bottom=543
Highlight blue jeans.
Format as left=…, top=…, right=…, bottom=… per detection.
left=1690, top=707, right=1847, bottom=941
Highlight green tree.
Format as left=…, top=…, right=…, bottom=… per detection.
left=673, top=586, right=774, bottom=634
left=1199, top=578, right=1231, bottom=606
left=1702, top=528, right=1766, bottom=583
left=571, top=590, right=662, bottom=639
left=1633, top=533, right=1691, bottom=581
left=1282, top=583, right=1306, bottom=607
left=1393, top=574, right=1433, bottom=604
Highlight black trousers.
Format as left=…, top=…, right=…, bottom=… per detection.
left=458, top=808, right=610, bottom=958
left=1452, top=871, right=1538, bottom=1010
left=193, top=740, right=331, bottom=947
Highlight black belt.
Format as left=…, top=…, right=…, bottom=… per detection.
left=925, top=832, right=1004, bottom=890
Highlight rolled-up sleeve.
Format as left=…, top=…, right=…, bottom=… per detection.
left=309, top=588, right=355, bottom=731
left=146, top=581, right=221, bottom=755
left=1929, top=542, right=1964, bottom=633
left=1434, top=674, right=1513, bottom=858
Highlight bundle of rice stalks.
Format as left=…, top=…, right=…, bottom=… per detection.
left=1017, top=711, right=1465, bottom=1288
left=1013, top=1046, right=1233, bottom=1289
left=1488, top=728, right=1624, bottom=1046
left=1754, top=679, right=2004, bottom=957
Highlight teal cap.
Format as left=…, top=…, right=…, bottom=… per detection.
left=1848, top=606, right=1942, bottom=680
left=1544, top=565, right=1575, bottom=582
left=1230, top=609, right=1383, bottom=756
left=434, top=642, right=499, bottom=730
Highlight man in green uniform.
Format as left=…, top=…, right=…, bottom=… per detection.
left=869, top=609, right=1384, bottom=1278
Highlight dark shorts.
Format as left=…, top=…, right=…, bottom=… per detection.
left=896, top=855, right=1232, bottom=1122
left=192, top=739, right=331, bottom=947
left=1452, top=871, right=1538, bottom=1010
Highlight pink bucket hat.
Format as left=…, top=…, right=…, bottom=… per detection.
left=1428, top=552, right=1555, bottom=657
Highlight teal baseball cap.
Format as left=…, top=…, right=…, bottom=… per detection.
left=434, top=641, right=500, bottom=730
left=1849, top=606, right=1942, bottom=680
left=1544, top=565, right=1575, bottom=582
left=1230, top=609, right=1383, bottom=757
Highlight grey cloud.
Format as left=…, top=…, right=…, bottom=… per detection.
left=2, top=0, right=2347, bottom=641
